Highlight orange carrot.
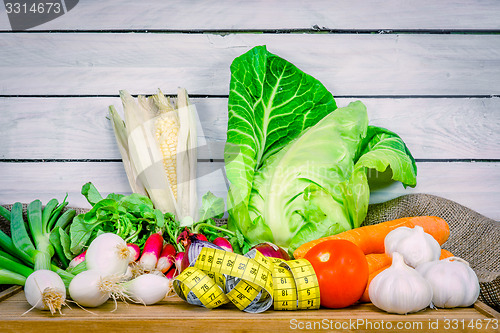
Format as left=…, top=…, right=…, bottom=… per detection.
left=359, top=248, right=454, bottom=303
left=439, top=248, right=454, bottom=259
left=365, top=253, right=392, bottom=273
left=293, top=216, right=449, bottom=259
left=360, top=265, right=388, bottom=303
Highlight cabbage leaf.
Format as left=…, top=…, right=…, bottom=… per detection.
left=225, top=46, right=417, bottom=251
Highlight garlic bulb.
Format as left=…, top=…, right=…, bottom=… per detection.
left=369, top=252, right=433, bottom=314
left=416, top=257, right=480, bottom=308
left=385, top=225, right=441, bottom=268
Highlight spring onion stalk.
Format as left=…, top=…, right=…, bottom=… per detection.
left=0, top=199, right=78, bottom=314
left=0, top=269, right=27, bottom=285
left=0, top=252, right=34, bottom=277
left=0, top=206, right=11, bottom=221
left=66, top=260, right=87, bottom=275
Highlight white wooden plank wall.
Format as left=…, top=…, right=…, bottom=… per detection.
left=0, top=1, right=499, bottom=220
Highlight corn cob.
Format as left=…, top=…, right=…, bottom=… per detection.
left=108, top=89, right=198, bottom=221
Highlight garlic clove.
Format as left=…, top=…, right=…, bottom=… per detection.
left=369, top=252, right=433, bottom=314
left=385, top=225, right=441, bottom=268
left=416, top=257, right=480, bottom=308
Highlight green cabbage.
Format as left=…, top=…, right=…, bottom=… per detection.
left=225, top=46, right=417, bottom=251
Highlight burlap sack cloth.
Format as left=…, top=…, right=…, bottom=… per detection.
left=1, top=193, right=499, bottom=311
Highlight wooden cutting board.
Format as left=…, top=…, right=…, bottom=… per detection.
left=0, top=286, right=498, bottom=333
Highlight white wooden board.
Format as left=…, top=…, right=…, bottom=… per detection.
left=0, top=1, right=498, bottom=236
left=0, top=161, right=497, bottom=220
left=0, top=97, right=498, bottom=160
left=1, top=0, right=499, bottom=30
left=1, top=34, right=499, bottom=96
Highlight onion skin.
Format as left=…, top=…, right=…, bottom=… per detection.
left=180, top=236, right=223, bottom=272
left=251, top=242, right=290, bottom=260
left=24, top=270, right=66, bottom=313
left=123, top=274, right=170, bottom=305
left=85, top=233, right=130, bottom=276
left=68, top=270, right=110, bottom=308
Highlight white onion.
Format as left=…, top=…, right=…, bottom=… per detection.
left=85, top=233, right=130, bottom=276
left=122, top=273, right=170, bottom=305
left=24, top=270, right=66, bottom=314
left=68, top=270, right=112, bottom=307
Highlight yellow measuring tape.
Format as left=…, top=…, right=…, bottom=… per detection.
left=173, top=247, right=320, bottom=313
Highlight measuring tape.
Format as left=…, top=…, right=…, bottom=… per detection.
left=173, top=247, right=320, bottom=313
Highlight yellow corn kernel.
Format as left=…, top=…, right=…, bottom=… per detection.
left=155, top=112, right=179, bottom=199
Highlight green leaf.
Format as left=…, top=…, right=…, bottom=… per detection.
left=58, top=228, right=73, bottom=261
left=118, top=193, right=154, bottom=212
left=69, top=214, right=101, bottom=255
left=41, top=198, right=58, bottom=231
left=199, top=191, right=225, bottom=221
left=49, top=227, right=70, bottom=268
left=354, top=126, right=417, bottom=188
left=81, top=182, right=104, bottom=206
left=106, top=193, right=125, bottom=201
left=10, top=202, right=36, bottom=258
left=225, top=45, right=337, bottom=213
left=0, top=206, right=11, bottom=222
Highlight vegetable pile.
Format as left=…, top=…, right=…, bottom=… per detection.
left=0, top=45, right=486, bottom=316
left=0, top=187, right=243, bottom=314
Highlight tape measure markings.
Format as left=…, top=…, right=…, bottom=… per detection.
left=278, top=259, right=321, bottom=310
left=174, top=248, right=320, bottom=312
left=174, top=266, right=230, bottom=309
left=196, top=248, right=275, bottom=311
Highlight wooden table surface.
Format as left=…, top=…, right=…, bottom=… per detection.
left=0, top=286, right=498, bottom=333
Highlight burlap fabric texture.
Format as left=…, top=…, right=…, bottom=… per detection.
left=1, top=193, right=498, bottom=311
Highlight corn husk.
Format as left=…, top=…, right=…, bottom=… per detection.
left=108, top=89, right=198, bottom=220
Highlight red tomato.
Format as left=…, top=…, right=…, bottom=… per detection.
left=304, top=239, right=368, bottom=308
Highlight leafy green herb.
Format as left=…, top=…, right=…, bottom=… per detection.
left=69, top=183, right=171, bottom=255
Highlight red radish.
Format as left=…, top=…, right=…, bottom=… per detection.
left=212, top=237, right=233, bottom=252
left=165, top=267, right=178, bottom=279
left=127, top=243, right=141, bottom=261
left=196, top=234, right=208, bottom=242
left=175, top=252, right=184, bottom=273
left=156, top=243, right=176, bottom=273
left=68, top=250, right=86, bottom=269
left=139, top=233, right=164, bottom=271
left=177, top=228, right=207, bottom=248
